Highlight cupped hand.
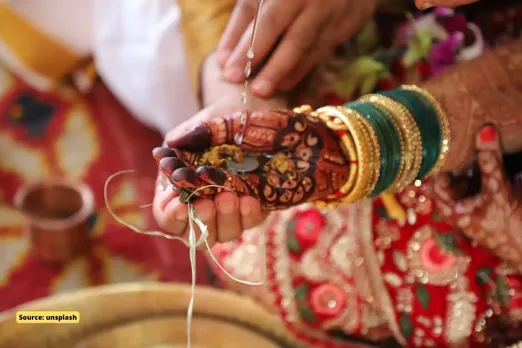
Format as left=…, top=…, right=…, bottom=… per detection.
left=157, top=106, right=350, bottom=212
left=152, top=53, right=286, bottom=245
left=432, top=125, right=522, bottom=271
left=414, top=0, right=479, bottom=10
left=217, top=0, right=376, bottom=98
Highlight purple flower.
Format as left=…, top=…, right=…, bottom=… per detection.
left=428, top=32, right=464, bottom=75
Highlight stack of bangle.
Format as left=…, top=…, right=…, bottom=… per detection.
left=311, top=85, right=451, bottom=209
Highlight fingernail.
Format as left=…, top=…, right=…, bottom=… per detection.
left=252, top=80, right=272, bottom=96
left=218, top=200, right=236, bottom=214
left=240, top=203, right=251, bottom=216
left=152, top=147, right=176, bottom=161
left=479, top=125, right=497, bottom=143
left=224, top=67, right=244, bottom=82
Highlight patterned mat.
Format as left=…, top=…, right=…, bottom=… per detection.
left=0, top=64, right=209, bottom=312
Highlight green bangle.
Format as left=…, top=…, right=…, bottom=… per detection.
left=379, top=88, right=441, bottom=180
left=346, top=101, right=402, bottom=196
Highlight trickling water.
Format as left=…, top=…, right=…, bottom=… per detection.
left=235, top=0, right=265, bottom=145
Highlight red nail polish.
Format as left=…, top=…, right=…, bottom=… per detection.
left=479, top=126, right=497, bottom=143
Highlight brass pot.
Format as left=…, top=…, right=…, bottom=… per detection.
left=13, top=178, right=94, bottom=263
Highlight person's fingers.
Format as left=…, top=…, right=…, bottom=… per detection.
left=152, top=147, right=177, bottom=163
left=223, top=1, right=301, bottom=83
left=475, top=125, right=510, bottom=197
left=154, top=188, right=189, bottom=235
left=277, top=42, right=332, bottom=91
left=415, top=0, right=478, bottom=10
left=158, top=156, right=185, bottom=178
left=170, top=167, right=217, bottom=198
left=196, top=166, right=257, bottom=197
left=166, top=109, right=296, bottom=153
left=190, top=199, right=218, bottom=248
left=217, top=0, right=258, bottom=67
left=277, top=0, right=353, bottom=92
left=214, top=192, right=242, bottom=242
left=250, top=8, right=329, bottom=97
left=239, top=195, right=267, bottom=230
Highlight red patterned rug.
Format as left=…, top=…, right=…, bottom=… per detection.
left=0, top=65, right=210, bottom=312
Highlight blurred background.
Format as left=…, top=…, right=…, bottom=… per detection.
left=0, top=0, right=211, bottom=314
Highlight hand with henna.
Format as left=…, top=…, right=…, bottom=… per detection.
left=432, top=125, right=522, bottom=273
left=152, top=52, right=288, bottom=245
left=154, top=107, right=350, bottom=211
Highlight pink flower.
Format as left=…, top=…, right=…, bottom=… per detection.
left=309, top=283, right=346, bottom=318
left=294, top=209, right=326, bottom=249
left=419, top=237, right=457, bottom=273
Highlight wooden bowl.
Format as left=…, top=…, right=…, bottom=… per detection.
left=0, top=284, right=305, bottom=348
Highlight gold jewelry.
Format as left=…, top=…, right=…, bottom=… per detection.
left=338, top=106, right=381, bottom=198
left=359, top=94, right=422, bottom=191
left=401, top=85, right=451, bottom=175
left=316, top=106, right=373, bottom=205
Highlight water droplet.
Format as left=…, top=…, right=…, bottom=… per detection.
left=247, top=48, right=254, bottom=60
left=241, top=92, right=248, bottom=105
left=244, top=61, right=252, bottom=78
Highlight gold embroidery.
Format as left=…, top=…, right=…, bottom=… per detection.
left=375, top=219, right=401, bottom=249
left=357, top=200, right=406, bottom=344
left=407, top=226, right=469, bottom=286
left=396, top=287, right=414, bottom=313
left=445, top=276, right=478, bottom=347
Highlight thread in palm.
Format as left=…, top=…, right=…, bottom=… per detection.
left=104, top=170, right=266, bottom=348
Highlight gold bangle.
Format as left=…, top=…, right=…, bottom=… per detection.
left=316, top=106, right=373, bottom=204
left=401, top=85, right=451, bottom=175
left=338, top=106, right=381, bottom=198
left=359, top=94, right=422, bottom=191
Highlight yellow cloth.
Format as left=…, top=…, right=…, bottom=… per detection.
left=0, top=3, right=91, bottom=88
left=178, top=0, right=236, bottom=98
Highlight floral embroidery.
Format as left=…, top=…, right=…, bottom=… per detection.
left=399, top=312, right=414, bottom=339
left=294, top=283, right=320, bottom=324
left=309, top=283, right=347, bottom=318
left=287, top=208, right=325, bottom=254
left=407, top=226, right=469, bottom=286
left=375, top=219, right=401, bottom=249
left=415, top=284, right=431, bottom=309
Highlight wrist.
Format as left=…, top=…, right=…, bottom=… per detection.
left=306, top=85, right=450, bottom=208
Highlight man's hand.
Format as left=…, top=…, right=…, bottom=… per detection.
left=216, top=0, right=376, bottom=98
left=415, top=0, right=479, bottom=10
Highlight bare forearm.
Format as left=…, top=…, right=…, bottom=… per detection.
left=422, top=39, right=522, bottom=173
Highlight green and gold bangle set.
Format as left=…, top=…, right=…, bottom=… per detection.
left=311, top=85, right=451, bottom=209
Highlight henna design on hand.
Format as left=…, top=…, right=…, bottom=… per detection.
left=153, top=109, right=350, bottom=210
left=422, top=39, right=522, bottom=173
left=432, top=125, right=522, bottom=273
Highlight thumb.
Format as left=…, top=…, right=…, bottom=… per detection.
left=166, top=109, right=295, bottom=153
left=475, top=125, right=509, bottom=196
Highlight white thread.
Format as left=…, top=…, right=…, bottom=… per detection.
left=104, top=169, right=266, bottom=348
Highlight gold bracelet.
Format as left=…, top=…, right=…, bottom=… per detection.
left=338, top=106, right=381, bottom=198
left=316, top=106, right=373, bottom=204
left=359, top=94, right=422, bottom=191
left=402, top=85, right=451, bottom=175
